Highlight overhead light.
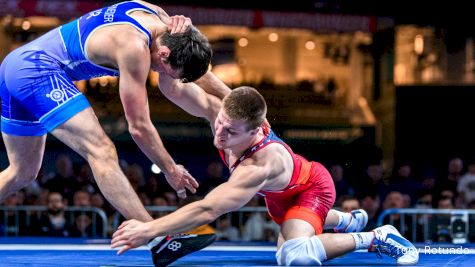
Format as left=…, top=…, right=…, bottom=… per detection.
left=305, top=40, right=316, bottom=50
left=238, top=37, right=248, bottom=47
left=268, top=32, right=279, bottom=42
left=414, top=34, right=424, bottom=55
left=21, top=20, right=31, bottom=31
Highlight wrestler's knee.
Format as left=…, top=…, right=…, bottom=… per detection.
left=276, top=236, right=327, bottom=266
left=86, top=137, right=119, bottom=175
left=90, top=134, right=118, bottom=161
left=9, top=164, right=40, bottom=183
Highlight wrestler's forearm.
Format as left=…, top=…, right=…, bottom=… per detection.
left=129, top=121, right=177, bottom=176
left=148, top=201, right=216, bottom=236
left=194, top=71, right=231, bottom=99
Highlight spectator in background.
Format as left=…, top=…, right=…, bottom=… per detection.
left=382, top=191, right=411, bottom=236
left=414, top=190, right=434, bottom=242
left=262, top=212, right=281, bottom=242
left=338, top=195, right=360, bottom=213
left=356, top=162, right=386, bottom=201
left=430, top=193, right=455, bottom=242
left=142, top=175, right=161, bottom=201
left=150, top=196, right=169, bottom=219
left=0, top=192, right=29, bottom=236
left=76, top=163, right=97, bottom=193
left=43, top=154, right=81, bottom=204
left=73, top=190, right=91, bottom=207
left=387, top=163, right=420, bottom=206
left=197, top=160, right=226, bottom=196
left=90, top=192, right=105, bottom=211
left=437, top=157, right=464, bottom=195
left=70, top=214, right=95, bottom=237
left=34, top=192, right=72, bottom=237
left=414, top=190, right=433, bottom=209
left=125, top=164, right=146, bottom=192
left=137, top=192, right=150, bottom=206
left=215, top=216, right=240, bottom=241
left=35, top=189, right=50, bottom=206
left=457, top=157, right=475, bottom=207
left=361, top=193, right=381, bottom=232
left=241, top=196, right=267, bottom=241
left=419, top=168, right=437, bottom=193
left=163, top=191, right=178, bottom=206
left=329, top=164, right=354, bottom=197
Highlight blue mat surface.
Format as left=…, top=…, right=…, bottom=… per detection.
left=0, top=238, right=473, bottom=266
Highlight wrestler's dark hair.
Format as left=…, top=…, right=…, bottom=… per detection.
left=223, top=86, right=267, bottom=130
left=161, top=26, right=212, bottom=83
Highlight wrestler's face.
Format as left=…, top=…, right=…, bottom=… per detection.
left=213, top=109, right=257, bottom=150
left=151, top=46, right=181, bottom=79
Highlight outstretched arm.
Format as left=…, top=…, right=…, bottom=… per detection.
left=117, top=38, right=197, bottom=199
left=111, top=161, right=271, bottom=254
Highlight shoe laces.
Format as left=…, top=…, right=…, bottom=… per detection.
left=374, top=237, right=405, bottom=259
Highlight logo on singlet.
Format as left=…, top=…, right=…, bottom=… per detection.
left=47, top=89, right=65, bottom=102
left=86, top=10, right=102, bottom=20
left=45, top=74, right=81, bottom=104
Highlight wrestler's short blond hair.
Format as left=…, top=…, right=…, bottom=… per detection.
left=223, top=86, right=267, bottom=130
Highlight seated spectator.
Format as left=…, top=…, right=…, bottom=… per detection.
left=356, top=163, right=387, bottom=201
left=70, top=214, right=97, bottom=237
left=382, top=191, right=412, bottom=236
left=241, top=196, right=267, bottom=241
left=197, top=161, right=226, bottom=196
left=33, top=192, right=73, bottom=237
left=262, top=212, right=280, bottom=242
left=0, top=192, right=29, bottom=236
left=73, top=190, right=91, bottom=207
left=215, top=216, right=240, bottom=241
left=150, top=196, right=169, bottom=218
left=241, top=212, right=266, bottom=241
left=338, top=195, right=360, bottom=213
left=43, top=154, right=81, bottom=204
left=430, top=194, right=455, bottom=242
left=436, top=157, right=463, bottom=196
left=360, top=193, right=381, bottom=232
left=457, top=157, right=475, bottom=207
left=329, top=164, right=354, bottom=197
left=386, top=163, right=420, bottom=206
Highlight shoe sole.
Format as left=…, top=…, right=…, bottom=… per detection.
left=152, top=233, right=217, bottom=266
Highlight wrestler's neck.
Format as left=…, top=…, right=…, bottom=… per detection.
left=228, top=128, right=265, bottom=158
left=131, top=10, right=167, bottom=44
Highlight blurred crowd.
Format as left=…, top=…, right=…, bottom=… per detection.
left=2, top=152, right=475, bottom=242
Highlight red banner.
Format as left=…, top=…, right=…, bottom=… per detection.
left=0, top=1, right=383, bottom=33
left=0, top=0, right=101, bottom=19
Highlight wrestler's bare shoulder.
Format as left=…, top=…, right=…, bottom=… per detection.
left=247, top=143, right=293, bottom=190
left=86, top=27, right=148, bottom=68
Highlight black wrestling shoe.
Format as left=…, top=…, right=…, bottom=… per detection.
left=149, top=233, right=217, bottom=266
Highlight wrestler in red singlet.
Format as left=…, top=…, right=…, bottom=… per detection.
left=218, top=125, right=336, bottom=234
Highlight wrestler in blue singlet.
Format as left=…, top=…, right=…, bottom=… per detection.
left=0, top=1, right=158, bottom=136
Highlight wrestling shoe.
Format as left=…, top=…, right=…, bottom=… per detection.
left=149, top=233, right=217, bottom=266
left=335, top=209, right=368, bottom=233
left=369, top=225, right=419, bottom=265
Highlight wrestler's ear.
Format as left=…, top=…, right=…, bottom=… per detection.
left=249, top=127, right=260, bottom=136
left=157, top=46, right=171, bottom=59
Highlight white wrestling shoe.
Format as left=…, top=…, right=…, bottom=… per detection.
left=369, top=225, right=419, bottom=265
left=335, top=209, right=368, bottom=233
